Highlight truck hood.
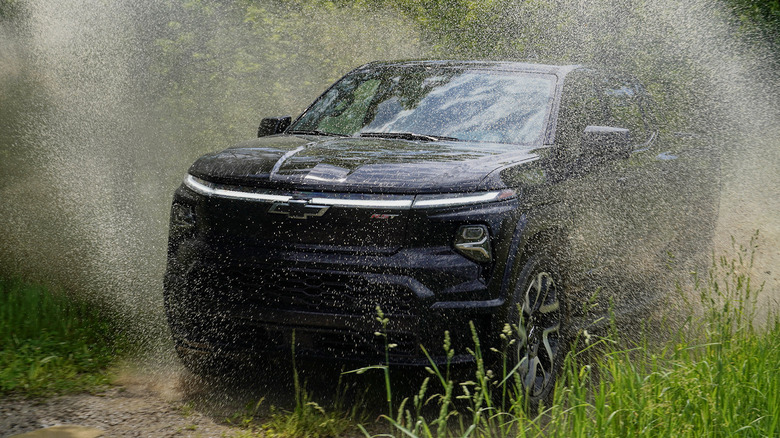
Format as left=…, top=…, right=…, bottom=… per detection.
left=188, top=134, right=540, bottom=193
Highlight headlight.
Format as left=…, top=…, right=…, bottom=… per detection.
left=453, top=224, right=492, bottom=263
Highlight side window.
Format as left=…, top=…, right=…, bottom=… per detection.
left=601, top=78, right=651, bottom=144
left=556, top=72, right=605, bottom=150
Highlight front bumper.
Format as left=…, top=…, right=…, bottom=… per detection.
left=164, top=239, right=506, bottom=365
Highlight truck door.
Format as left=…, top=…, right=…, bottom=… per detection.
left=554, top=71, right=670, bottom=320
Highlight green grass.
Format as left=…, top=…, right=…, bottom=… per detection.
left=0, top=278, right=125, bottom=396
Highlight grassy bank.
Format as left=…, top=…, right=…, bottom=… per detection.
left=0, top=278, right=126, bottom=396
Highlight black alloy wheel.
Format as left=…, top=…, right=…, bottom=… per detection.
left=510, top=255, right=566, bottom=409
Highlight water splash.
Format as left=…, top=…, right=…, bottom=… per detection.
left=0, top=0, right=424, bottom=342
left=0, top=0, right=778, bottom=344
left=430, top=0, right=780, bottom=312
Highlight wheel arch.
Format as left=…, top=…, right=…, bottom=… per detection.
left=496, top=201, right=574, bottom=316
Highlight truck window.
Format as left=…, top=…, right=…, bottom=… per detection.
left=556, top=71, right=606, bottom=152
left=601, top=78, right=651, bottom=145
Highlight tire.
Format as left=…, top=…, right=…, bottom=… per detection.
left=505, top=254, right=568, bottom=411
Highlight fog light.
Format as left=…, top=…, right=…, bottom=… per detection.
left=454, top=224, right=492, bottom=263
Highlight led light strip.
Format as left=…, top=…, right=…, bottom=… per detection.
left=185, top=174, right=514, bottom=209
left=184, top=175, right=292, bottom=202
left=412, top=191, right=503, bottom=208
left=310, top=198, right=413, bottom=208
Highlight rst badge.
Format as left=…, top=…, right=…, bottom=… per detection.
left=269, top=200, right=330, bottom=219
left=370, top=213, right=400, bottom=219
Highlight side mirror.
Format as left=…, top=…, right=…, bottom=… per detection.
left=257, top=116, right=292, bottom=137
left=581, top=125, right=631, bottom=159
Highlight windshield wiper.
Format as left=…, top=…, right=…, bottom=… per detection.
left=359, top=132, right=459, bottom=142
left=287, top=129, right=347, bottom=137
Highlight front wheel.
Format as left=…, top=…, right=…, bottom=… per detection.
left=506, top=255, right=567, bottom=410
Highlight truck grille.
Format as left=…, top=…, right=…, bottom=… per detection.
left=201, top=264, right=417, bottom=317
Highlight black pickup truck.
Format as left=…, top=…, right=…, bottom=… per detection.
left=164, top=60, right=719, bottom=405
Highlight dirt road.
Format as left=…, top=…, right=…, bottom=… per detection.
left=0, top=369, right=240, bottom=437
left=1, top=358, right=376, bottom=438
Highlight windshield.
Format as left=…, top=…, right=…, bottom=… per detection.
left=290, top=67, right=556, bottom=145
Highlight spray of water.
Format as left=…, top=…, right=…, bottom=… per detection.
left=461, top=0, right=780, bottom=314
left=0, top=0, right=778, bottom=390
left=0, top=0, right=424, bottom=342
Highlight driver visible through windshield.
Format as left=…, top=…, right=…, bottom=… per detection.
left=290, top=67, right=556, bottom=145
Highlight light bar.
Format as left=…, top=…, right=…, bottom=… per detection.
left=184, top=175, right=292, bottom=202
left=412, top=189, right=515, bottom=208
left=310, top=197, right=413, bottom=208
left=184, top=174, right=515, bottom=209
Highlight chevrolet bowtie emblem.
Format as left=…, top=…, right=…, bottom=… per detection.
left=268, top=200, right=330, bottom=219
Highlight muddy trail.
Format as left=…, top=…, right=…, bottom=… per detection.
left=1, top=383, right=235, bottom=437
